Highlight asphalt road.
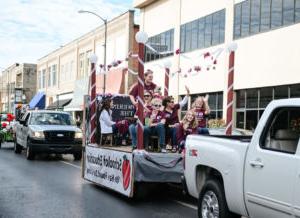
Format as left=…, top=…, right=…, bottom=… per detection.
left=0, top=143, right=198, bottom=218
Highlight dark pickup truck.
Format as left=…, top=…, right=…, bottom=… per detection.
left=15, top=110, right=83, bottom=160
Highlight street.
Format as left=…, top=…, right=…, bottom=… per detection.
left=0, top=143, right=197, bottom=218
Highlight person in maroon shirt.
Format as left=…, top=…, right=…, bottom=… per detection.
left=176, top=110, right=198, bottom=152
left=144, top=97, right=166, bottom=152
left=129, top=69, right=157, bottom=106
left=162, top=86, right=190, bottom=151
left=129, top=90, right=152, bottom=149
left=192, top=95, right=210, bottom=134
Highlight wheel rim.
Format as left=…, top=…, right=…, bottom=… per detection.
left=201, top=190, right=219, bottom=218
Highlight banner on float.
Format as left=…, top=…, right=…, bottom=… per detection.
left=84, top=146, right=133, bottom=197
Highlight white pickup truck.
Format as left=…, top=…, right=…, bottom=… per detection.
left=183, top=99, right=300, bottom=218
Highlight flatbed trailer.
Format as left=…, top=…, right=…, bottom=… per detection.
left=82, top=144, right=183, bottom=197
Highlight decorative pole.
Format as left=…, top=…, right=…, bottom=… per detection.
left=89, top=54, right=98, bottom=144
left=225, top=43, right=238, bottom=135
left=163, top=60, right=172, bottom=97
left=135, top=31, right=148, bottom=150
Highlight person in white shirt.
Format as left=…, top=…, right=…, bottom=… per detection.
left=99, top=98, right=115, bottom=135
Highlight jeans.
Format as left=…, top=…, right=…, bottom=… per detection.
left=167, top=126, right=178, bottom=146
left=129, top=124, right=148, bottom=148
left=112, top=124, right=128, bottom=144
left=129, top=124, right=137, bottom=147
left=197, top=127, right=209, bottom=135
left=144, top=123, right=166, bottom=149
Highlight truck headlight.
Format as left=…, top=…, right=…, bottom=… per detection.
left=75, top=132, right=82, bottom=139
left=32, top=131, right=44, bottom=139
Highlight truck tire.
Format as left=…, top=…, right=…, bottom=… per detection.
left=73, top=152, right=82, bottom=161
left=14, top=140, right=22, bottom=154
left=26, top=143, right=35, bottom=160
left=198, top=180, right=240, bottom=218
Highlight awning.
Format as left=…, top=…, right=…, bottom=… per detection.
left=47, top=99, right=72, bottom=110
left=96, top=68, right=125, bottom=94
left=64, top=78, right=88, bottom=111
left=29, top=92, right=45, bottom=109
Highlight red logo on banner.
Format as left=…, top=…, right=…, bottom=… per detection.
left=122, top=155, right=131, bottom=191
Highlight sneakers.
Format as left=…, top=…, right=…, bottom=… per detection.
left=161, top=148, right=167, bottom=153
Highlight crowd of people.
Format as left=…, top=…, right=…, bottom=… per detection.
left=98, top=69, right=211, bottom=153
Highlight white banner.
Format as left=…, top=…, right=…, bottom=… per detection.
left=84, top=146, right=133, bottom=197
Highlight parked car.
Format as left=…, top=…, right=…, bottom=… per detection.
left=183, top=98, right=300, bottom=218
left=15, top=110, right=83, bottom=160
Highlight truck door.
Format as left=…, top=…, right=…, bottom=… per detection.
left=244, top=107, right=300, bottom=218
left=292, top=120, right=300, bottom=217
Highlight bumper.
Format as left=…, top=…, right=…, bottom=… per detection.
left=29, top=139, right=82, bottom=154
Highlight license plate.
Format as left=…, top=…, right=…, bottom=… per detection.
left=57, top=134, right=64, bottom=137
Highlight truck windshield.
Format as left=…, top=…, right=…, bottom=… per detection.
left=29, top=113, right=76, bottom=126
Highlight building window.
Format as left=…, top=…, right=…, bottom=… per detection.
left=85, top=50, right=92, bottom=76
left=38, top=71, right=41, bottom=89
left=241, top=0, right=250, bottom=37
left=42, top=69, right=46, bottom=89
left=236, top=84, right=300, bottom=130
left=48, top=67, right=51, bottom=87
left=145, top=29, right=174, bottom=62
left=234, top=0, right=300, bottom=39
left=180, top=9, right=226, bottom=53
left=52, top=65, right=56, bottom=86
left=79, top=53, right=84, bottom=78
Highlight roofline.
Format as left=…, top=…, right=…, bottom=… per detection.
left=38, top=10, right=135, bottom=61
left=133, top=0, right=157, bottom=9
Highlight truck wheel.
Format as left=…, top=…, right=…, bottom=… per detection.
left=198, top=180, right=240, bottom=218
left=73, top=152, right=82, bottom=161
left=26, top=144, right=35, bottom=160
left=14, top=140, right=22, bottom=154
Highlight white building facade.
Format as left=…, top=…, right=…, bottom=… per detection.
left=134, top=0, right=300, bottom=130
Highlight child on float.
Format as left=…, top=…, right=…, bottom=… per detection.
left=191, top=95, right=210, bottom=134
left=144, top=97, right=166, bottom=152
left=129, top=90, right=153, bottom=149
left=176, top=110, right=198, bottom=152
left=99, top=96, right=127, bottom=145
left=162, top=85, right=190, bottom=152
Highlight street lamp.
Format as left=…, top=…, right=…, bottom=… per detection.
left=78, top=10, right=107, bottom=94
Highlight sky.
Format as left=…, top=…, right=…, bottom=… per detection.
left=0, top=0, right=134, bottom=70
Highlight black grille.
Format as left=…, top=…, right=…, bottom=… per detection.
left=44, top=131, right=74, bottom=143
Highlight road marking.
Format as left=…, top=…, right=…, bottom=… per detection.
left=60, top=161, right=81, bottom=169
left=172, top=200, right=197, bottom=210
left=60, top=159, right=197, bottom=211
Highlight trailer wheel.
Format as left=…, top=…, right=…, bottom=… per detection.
left=133, top=182, right=149, bottom=200
left=198, top=180, right=240, bottom=218
left=73, top=152, right=82, bottom=161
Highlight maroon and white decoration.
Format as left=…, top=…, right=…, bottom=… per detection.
left=89, top=54, right=98, bottom=143
left=225, top=42, right=238, bottom=135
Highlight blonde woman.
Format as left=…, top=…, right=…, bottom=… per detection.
left=192, top=95, right=210, bottom=134
left=176, top=110, right=198, bottom=152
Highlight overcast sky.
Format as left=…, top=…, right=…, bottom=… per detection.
left=0, top=0, right=134, bottom=69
